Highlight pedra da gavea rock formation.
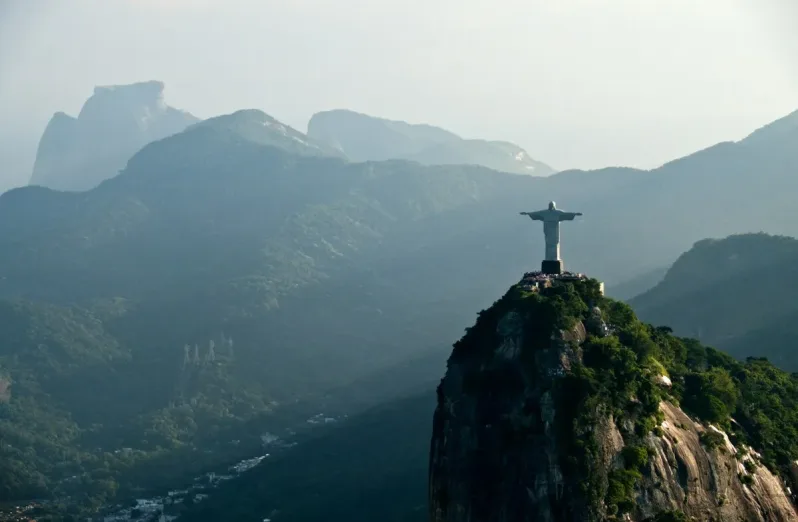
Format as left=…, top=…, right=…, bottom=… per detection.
left=30, top=80, right=199, bottom=191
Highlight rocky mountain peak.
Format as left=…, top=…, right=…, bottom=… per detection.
left=429, top=276, right=798, bottom=521
left=92, top=79, right=165, bottom=96
left=82, top=80, right=167, bottom=116
left=29, top=81, right=199, bottom=192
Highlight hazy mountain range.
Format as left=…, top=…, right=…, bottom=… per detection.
left=1, top=80, right=798, bottom=519
left=26, top=82, right=556, bottom=193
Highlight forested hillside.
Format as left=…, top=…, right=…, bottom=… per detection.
left=631, top=233, right=798, bottom=370
left=181, top=392, right=434, bottom=522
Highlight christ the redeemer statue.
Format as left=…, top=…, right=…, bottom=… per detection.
left=520, top=201, right=582, bottom=274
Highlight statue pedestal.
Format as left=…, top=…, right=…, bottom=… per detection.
left=541, top=260, right=563, bottom=275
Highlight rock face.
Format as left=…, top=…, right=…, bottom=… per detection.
left=0, top=375, right=9, bottom=403
left=307, top=109, right=555, bottom=176
left=643, top=402, right=797, bottom=521
left=429, top=278, right=798, bottom=522
left=428, top=289, right=600, bottom=522
left=30, top=80, right=199, bottom=191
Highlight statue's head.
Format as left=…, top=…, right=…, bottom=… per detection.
left=548, top=201, right=556, bottom=210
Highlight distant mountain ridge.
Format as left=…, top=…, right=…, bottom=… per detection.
left=307, top=109, right=460, bottom=161
left=307, top=109, right=555, bottom=176
left=29, top=80, right=199, bottom=191
left=741, top=109, right=798, bottom=146
left=630, top=233, right=798, bottom=370
left=404, top=138, right=553, bottom=176
left=193, top=109, right=345, bottom=159
left=26, top=85, right=556, bottom=193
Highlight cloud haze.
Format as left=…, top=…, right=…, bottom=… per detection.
left=0, top=0, right=796, bottom=192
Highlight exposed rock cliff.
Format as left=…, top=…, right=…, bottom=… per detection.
left=429, top=277, right=798, bottom=521
left=30, top=80, right=198, bottom=191
left=643, top=402, right=796, bottom=521
left=0, top=373, right=9, bottom=403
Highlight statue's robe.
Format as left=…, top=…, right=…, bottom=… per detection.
left=524, top=209, right=580, bottom=261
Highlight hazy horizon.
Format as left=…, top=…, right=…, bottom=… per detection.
left=1, top=0, right=796, bottom=193
left=4, top=3, right=798, bottom=520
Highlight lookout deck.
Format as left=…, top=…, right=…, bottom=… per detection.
left=518, top=271, right=605, bottom=296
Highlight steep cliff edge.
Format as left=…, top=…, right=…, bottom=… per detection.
left=429, top=276, right=798, bottom=521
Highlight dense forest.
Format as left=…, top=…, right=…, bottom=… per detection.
left=0, top=298, right=274, bottom=508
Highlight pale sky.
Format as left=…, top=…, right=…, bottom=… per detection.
left=0, top=0, right=796, bottom=192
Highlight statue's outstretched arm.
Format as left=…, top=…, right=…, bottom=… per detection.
left=559, top=211, right=583, bottom=221
left=520, top=211, right=544, bottom=221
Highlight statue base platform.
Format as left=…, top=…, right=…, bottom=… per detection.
left=541, top=260, right=563, bottom=275
left=519, top=271, right=605, bottom=296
